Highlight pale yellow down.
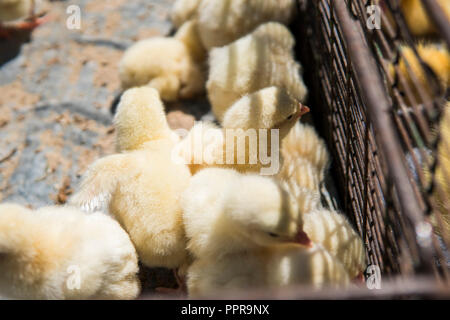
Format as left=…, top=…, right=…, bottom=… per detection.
left=175, top=87, right=303, bottom=175
left=278, top=181, right=321, bottom=216
left=119, top=21, right=205, bottom=102
left=278, top=157, right=322, bottom=194
left=70, top=87, right=191, bottom=269
left=400, top=0, right=450, bottom=37
left=182, top=168, right=349, bottom=297
left=207, top=22, right=308, bottom=122
left=303, top=209, right=367, bottom=278
left=281, top=122, right=330, bottom=179
left=277, top=122, right=330, bottom=194
left=390, top=43, right=449, bottom=104
left=0, top=0, right=32, bottom=22
left=276, top=122, right=366, bottom=278
left=196, top=0, right=296, bottom=50
left=0, top=203, right=140, bottom=300
left=181, top=168, right=303, bottom=260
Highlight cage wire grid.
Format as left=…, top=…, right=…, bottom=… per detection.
left=295, top=0, right=450, bottom=295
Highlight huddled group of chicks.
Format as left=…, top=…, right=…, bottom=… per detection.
left=19, top=0, right=450, bottom=299
left=0, top=0, right=369, bottom=299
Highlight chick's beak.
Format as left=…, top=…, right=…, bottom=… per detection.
left=296, top=103, right=310, bottom=118
left=294, top=230, right=312, bottom=247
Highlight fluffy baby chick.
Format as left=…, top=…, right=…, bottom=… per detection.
left=275, top=123, right=365, bottom=278
left=278, top=157, right=322, bottom=194
left=281, top=122, right=330, bottom=178
left=207, top=22, right=308, bottom=122
left=302, top=209, right=366, bottom=279
left=389, top=43, right=449, bottom=104
left=175, top=87, right=309, bottom=175
left=181, top=168, right=310, bottom=259
left=278, top=122, right=330, bottom=193
left=70, top=87, right=191, bottom=271
left=399, top=0, right=450, bottom=37
left=195, top=0, right=296, bottom=50
left=0, top=203, right=140, bottom=300
left=182, top=169, right=349, bottom=296
left=119, top=21, right=205, bottom=102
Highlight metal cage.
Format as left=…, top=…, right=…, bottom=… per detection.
left=294, top=0, right=449, bottom=292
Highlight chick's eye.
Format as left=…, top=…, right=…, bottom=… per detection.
left=268, top=232, right=280, bottom=238
left=287, top=115, right=293, bottom=120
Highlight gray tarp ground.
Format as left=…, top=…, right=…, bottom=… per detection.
left=0, top=0, right=211, bottom=294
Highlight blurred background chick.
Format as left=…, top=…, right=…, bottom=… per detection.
left=171, top=0, right=296, bottom=50
left=0, top=203, right=140, bottom=300
left=119, top=21, right=205, bottom=102
left=207, top=22, right=307, bottom=122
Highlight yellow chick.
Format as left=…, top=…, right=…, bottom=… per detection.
left=175, top=87, right=309, bottom=175
left=119, top=21, right=205, bottom=102
left=207, top=22, right=308, bottom=122
left=0, top=203, right=140, bottom=300
left=181, top=168, right=311, bottom=259
left=278, top=157, right=322, bottom=194
left=171, top=0, right=202, bottom=29
left=273, top=121, right=365, bottom=278
left=195, top=0, right=296, bottom=50
left=399, top=0, right=450, bottom=37
left=277, top=122, right=330, bottom=194
left=70, top=87, right=191, bottom=271
left=281, top=122, right=330, bottom=179
left=302, top=209, right=367, bottom=279
left=389, top=43, right=449, bottom=104
left=182, top=169, right=349, bottom=296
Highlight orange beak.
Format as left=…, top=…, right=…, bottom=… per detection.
left=295, top=230, right=312, bottom=247
left=297, top=103, right=310, bottom=118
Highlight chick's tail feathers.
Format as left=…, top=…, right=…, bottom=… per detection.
left=69, top=154, right=127, bottom=214
left=114, top=87, right=172, bottom=152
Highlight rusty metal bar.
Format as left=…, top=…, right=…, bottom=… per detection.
left=420, top=0, right=450, bottom=48
left=332, top=0, right=435, bottom=274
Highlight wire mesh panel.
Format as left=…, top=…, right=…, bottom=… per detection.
left=295, top=0, right=449, bottom=284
